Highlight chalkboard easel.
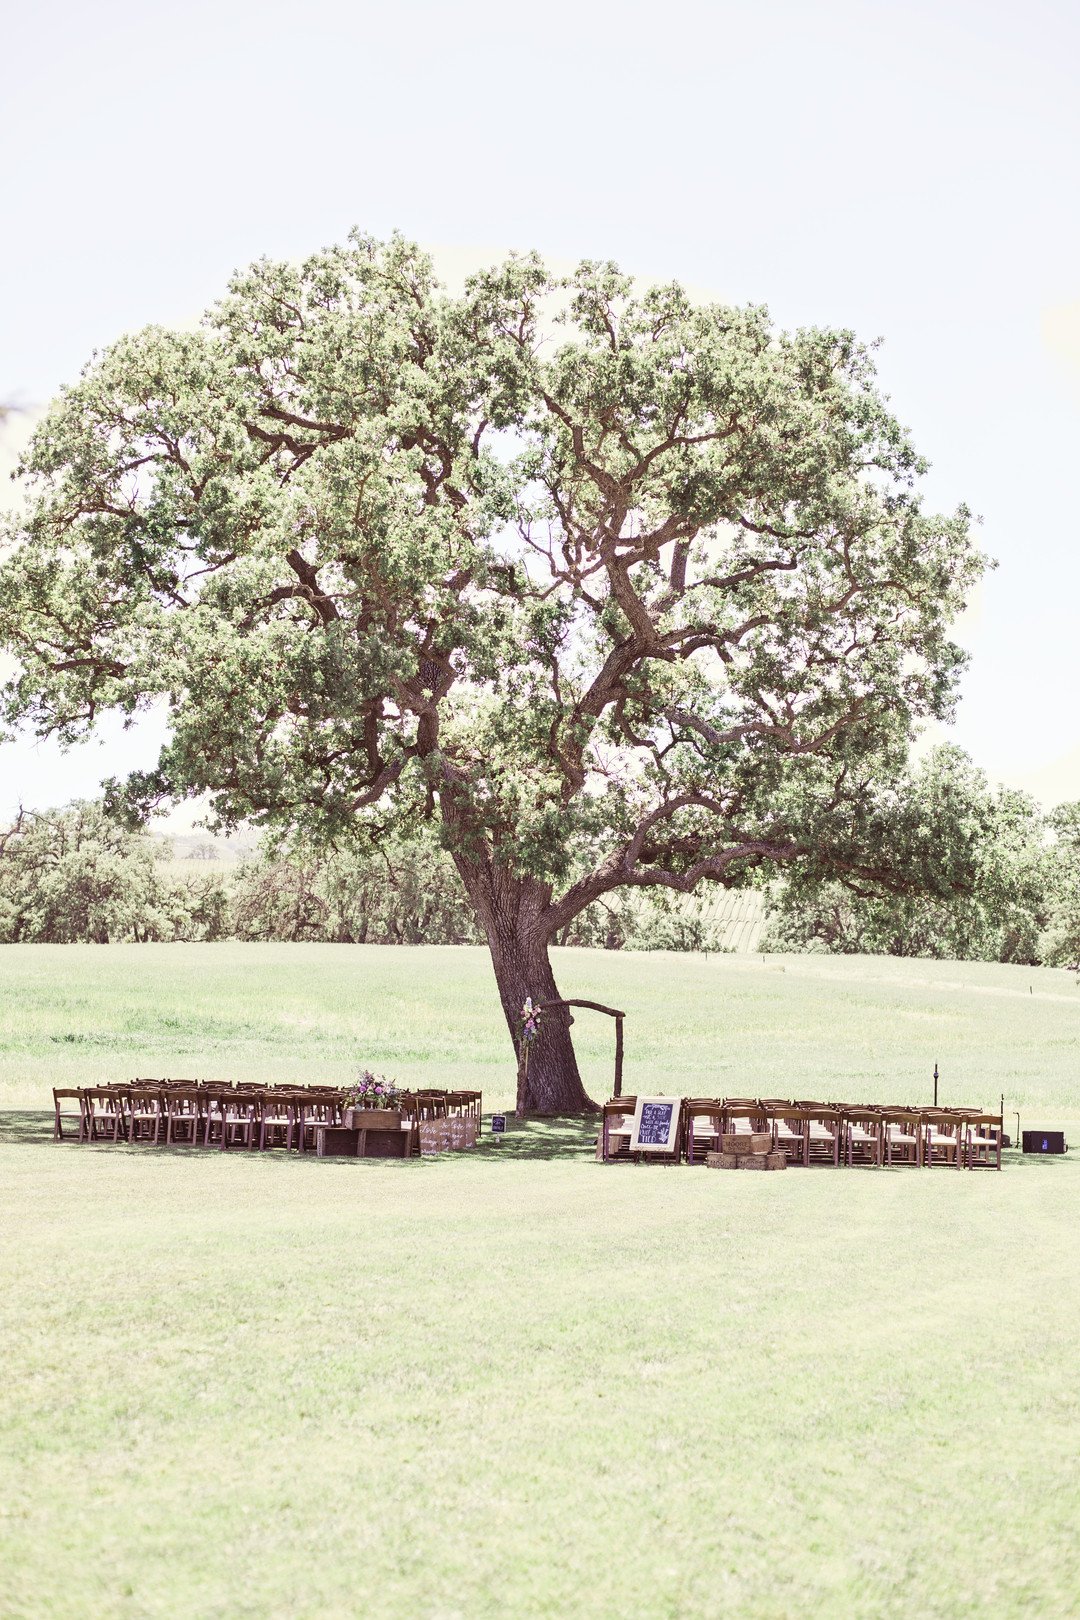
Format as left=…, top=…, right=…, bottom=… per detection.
left=629, top=1096, right=683, bottom=1157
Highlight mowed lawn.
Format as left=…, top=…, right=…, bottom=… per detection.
left=2, top=945, right=1079, bottom=1620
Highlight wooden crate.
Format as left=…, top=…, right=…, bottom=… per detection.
left=739, top=1153, right=768, bottom=1170
left=316, top=1126, right=359, bottom=1158
left=361, top=1128, right=413, bottom=1158
left=316, top=1125, right=413, bottom=1159
left=344, top=1108, right=402, bottom=1131
left=705, top=1151, right=740, bottom=1169
left=765, top=1150, right=787, bottom=1171
left=722, top=1132, right=772, bottom=1156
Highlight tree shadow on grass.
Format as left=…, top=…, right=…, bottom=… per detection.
left=2, top=1110, right=56, bottom=1147
left=1, top=1109, right=240, bottom=1155
left=16, top=1110, right=1066, bottom=1173
left=1, top=1108, right=601, bottom=1164
left=471, top=1116, right=598, bottom=1162
left=1004, top=1145, right=1075, bottom=1172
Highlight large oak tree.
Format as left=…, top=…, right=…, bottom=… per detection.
left=0, top=232, right=984, bottom=1111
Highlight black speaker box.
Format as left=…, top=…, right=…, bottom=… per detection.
left=1022, top=1130, right=1067, bottom=1155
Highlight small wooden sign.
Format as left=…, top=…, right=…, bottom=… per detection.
left=491, top=1113, right=507, bottom=1138
left=630, top=1097, right=681, bottom=1153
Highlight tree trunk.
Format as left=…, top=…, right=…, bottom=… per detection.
left=492, top=928, right=598, bottom=1116
left=451, top=857, right=598, bottom=1115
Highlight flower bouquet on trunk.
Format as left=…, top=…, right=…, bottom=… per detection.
left=343, top=1071, right=404, bottom=1131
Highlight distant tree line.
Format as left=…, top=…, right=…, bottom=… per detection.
left=4, top=751, right=1080, bottom=964
left=229, top=842, right=726, bottom=951
left=0, top=802, right=226, bottom=944
left=0, top=802, right=723, bottom=949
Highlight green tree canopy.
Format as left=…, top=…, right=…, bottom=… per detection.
left=761, top=746, right=1047, bottom=962
left=0, top=231, right=985, bottom=1109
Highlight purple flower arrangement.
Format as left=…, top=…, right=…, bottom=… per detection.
left=520, top=997, right=542, bottom=1047
left=344, top=1070, right=403, bottom=1110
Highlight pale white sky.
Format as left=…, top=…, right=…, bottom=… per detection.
left=2, top=0, right=1079, bottom=826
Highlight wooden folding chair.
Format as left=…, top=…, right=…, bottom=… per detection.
left=392, top=1092, right=423, bottom=1155
left=684, top=1099, right=724, bottom=1164
left=128, top=1086, right=165, bottom=1145
left=83, top=1082, right=128, bottom=1146
left=722, top=1097, right=766, bottom=1130
left=763, top=1106, right=810, bottom=1167
left=258, top=1089, right=297, bottom=1151
left=922, top=1110, right=961, bottom=1167
left=881, top=1109, right=922, bottom=1166
left=81, top=1087, right=124, bottom=1144
left=200, top=1086, right=227, bottom=1148
left=960, top=1112, right=1003, bottom=1170
left=165, top=1088, right=201, bottom=1147
left=220, top=1090, right=259, bottom=1151
left=803, top=1106, right=842, bottom=1166
left=600, top=1096, right=637, bottom=1162
left=52, top=1088, right=82, bottom=1142
left=295, top=1092, right=343, bottom=1153
left=461, top=1091, right=484, bottom=1133
left=844, top=1108, right=883, bottom=1167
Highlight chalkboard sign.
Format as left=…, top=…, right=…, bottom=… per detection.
left=630, top=1097, right=681, bottom=1153
left=491, top=1114, right=507, bottom=1135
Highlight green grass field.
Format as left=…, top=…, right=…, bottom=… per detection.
left=2, top=945, right=1079, bottom=1619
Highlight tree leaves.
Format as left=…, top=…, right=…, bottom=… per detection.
left=0, top=229, right=988, bottom=934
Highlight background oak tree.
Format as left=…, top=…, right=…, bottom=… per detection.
left=0, top=802, right=226, bottom=944
left=761, top=747, right=1047, bottom=962
left=0, top=232, right=984, bottom=1111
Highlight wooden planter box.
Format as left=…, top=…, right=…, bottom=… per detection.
left=344, top=1108, right=402, bottom=1131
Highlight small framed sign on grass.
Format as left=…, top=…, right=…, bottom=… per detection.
left=630, top=1097, right=682, bottom=1153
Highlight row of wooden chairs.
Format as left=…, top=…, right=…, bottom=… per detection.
left=53, top=1083, right=483, bottom=1153
left=601, top=1097, right=1003, bottom=1169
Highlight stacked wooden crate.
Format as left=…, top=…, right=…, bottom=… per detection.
left=706, top=1131, right=786, bottom=1171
